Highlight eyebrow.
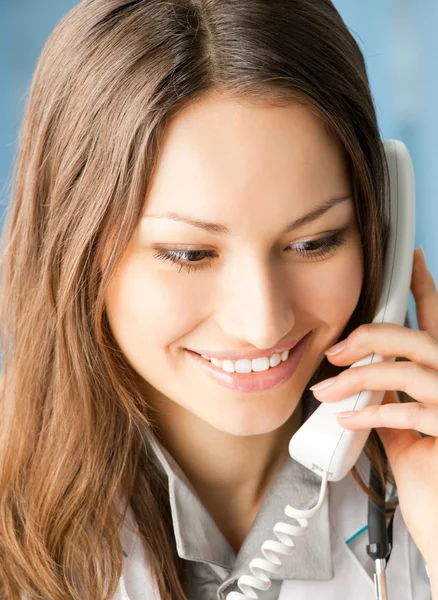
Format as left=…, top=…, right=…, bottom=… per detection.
left=142, top=195, right=352, bottom=235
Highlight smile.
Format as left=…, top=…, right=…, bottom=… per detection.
left=185, top=332, right=312, bottom=393
left=199, top=350, right=290, bottom=373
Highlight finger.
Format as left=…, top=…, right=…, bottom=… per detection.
left=336, top=399, right=438, bottom=436
left=411, top=247, right=438, bottom=338
left=312, top=360, right=438, bottom=406
left=324, top=322, right=438, bottom=372
left=349, top=392, right=420, bottom=471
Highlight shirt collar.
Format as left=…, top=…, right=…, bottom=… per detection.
left=143, top=404, right=334, bottom=581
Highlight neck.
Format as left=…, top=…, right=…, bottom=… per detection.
left=150, top=398, right=304, bottom=552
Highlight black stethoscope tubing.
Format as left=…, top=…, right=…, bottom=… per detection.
left=366, top=434, right=394, bottom=600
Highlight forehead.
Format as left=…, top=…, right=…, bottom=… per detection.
left=143, top=93, right=350, bottom=220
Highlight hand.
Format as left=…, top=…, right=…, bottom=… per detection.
left=309, top=247, right=438, bottom=569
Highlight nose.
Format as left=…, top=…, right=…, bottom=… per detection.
left=216, top=259, right=295, bottom=350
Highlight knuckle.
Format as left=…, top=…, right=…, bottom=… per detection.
left=419, top=328, right=434, bottom=345
left=402, top=362, right=421, bottom=392
left=422, top=328, right=438, bottom=348
left=408, top=330, right=431, bottom=363
left=366, top=404, right=381, bottom=417
left=379, top=403, right=394, bottom=424
left=411, top=401, right=428, bottom=431
left=351, top=323, right=373, bottom=344
left=345, top=365, right=366, bottom=388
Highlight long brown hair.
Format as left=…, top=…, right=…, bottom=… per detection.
left=0, top=0, right=409, bottom=597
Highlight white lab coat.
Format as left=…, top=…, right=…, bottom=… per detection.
left=115, top=455, right=431, bottom=600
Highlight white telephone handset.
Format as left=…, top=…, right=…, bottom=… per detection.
left=289, top=139, right=416, bottom=481
left=227, top=140, right=416, bottom=599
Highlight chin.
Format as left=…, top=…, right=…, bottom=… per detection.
left=205, top=404, right=296, bottom=437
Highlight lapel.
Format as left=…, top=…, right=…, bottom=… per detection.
left=115, top=499, right=160, bottom=600
left=115, top=447, right=418, bottom=600
left=278, top=453, right=376, bottom=599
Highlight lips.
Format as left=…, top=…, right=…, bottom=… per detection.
left=185, top=331, right=311, bottom=393
left=187, top=335, right=308, bottom=362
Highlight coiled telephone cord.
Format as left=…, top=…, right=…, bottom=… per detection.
left=226, top=470, right=330, bottom=599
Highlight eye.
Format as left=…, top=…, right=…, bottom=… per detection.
left=152, top=230, right=347, bottom=274
left=289, top=231, right=347, bottom=260
left=152, top=248, right=215, bottom=273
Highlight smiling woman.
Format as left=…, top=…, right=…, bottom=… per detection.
left=0, top=1, right=425, bottom=599
left=104, top=97, right=364, bottom=440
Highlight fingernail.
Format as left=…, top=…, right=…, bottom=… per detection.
left=324, top=340, right=346, bottom=356
left=416, top=246, right=427, bottom=271
left=338, top=411, right=359, bottom=419
left=309, top=377, right=337, bottom=391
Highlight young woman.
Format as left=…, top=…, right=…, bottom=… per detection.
left=1, top=0, right=437, bottom=598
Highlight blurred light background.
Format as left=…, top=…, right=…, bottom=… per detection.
left=1, top=1, right=437, bottom=328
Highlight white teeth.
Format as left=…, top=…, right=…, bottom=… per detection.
left=269, top=353, right=282, bottom=368
left=251, top=357, right=270, bottom=372
left=200, top=350, right=290, bottom=373
left=235, top=359, right=252, bottom=373
left=222, top=360, right=235, bottom=373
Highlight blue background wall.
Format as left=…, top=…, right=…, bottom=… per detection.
left=2, top=1, right=437, bottom=327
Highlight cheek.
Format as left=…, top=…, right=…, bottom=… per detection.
left=297, top=249, right=363, bottom=326
left=104, top=256, right=208, bottom=355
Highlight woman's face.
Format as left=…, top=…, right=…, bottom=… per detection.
left=104, top=92, right=364, bottom=436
